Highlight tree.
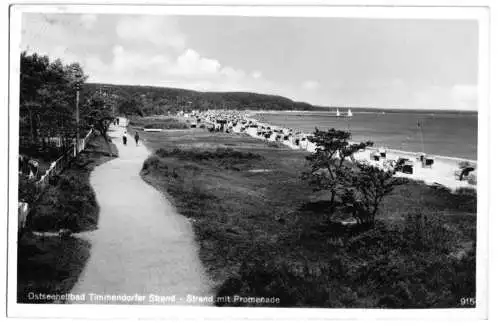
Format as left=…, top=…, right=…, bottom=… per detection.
left=303, top=128, right=373, bottom=209
left=341, top=164, right=405, bottom=226
left=118, top=96, right=144, bottom=117
left=19, top=52, right=88, bottom=151
left=82, top=93, right=115, bottom=156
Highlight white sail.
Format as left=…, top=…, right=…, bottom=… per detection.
left=347, top=109, right=353, bottom=117
left=336, top=108, right=340, bottom=117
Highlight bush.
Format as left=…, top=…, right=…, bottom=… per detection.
left=18, top=175, right=38, bottom=203
left=20, top=145, right=64, bottom=163
left=28, top=174, right=99, bottom=232
left=142, top=156, right=161, bottom=172
left=401, top=212, right=461, bottom=254
left=155, top=147, right=263, bottom=163
left=141, top=118, right=189, bottom=130
left=455, top=187, right=477, bottom=197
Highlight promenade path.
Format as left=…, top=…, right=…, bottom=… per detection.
left=70, top=125, right=212, bottom=305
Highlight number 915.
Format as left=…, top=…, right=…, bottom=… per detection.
left=460, top=297, right=476, bottom=306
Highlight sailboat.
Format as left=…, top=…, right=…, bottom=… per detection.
left=336, top=108, right=340, bottom=117
left=347, top=109, right=353, bottom=117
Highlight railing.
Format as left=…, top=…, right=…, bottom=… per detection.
left=18, top=129, right=94, bottom=231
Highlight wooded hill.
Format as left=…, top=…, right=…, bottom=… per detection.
left=82, top=83, right=326, bottom=116
left=83, top=83, right=473, bottom=117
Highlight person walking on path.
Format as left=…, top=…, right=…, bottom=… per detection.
left=134, top=131, right=140, bottom=146
left=122, top=131, right=127, bottom=146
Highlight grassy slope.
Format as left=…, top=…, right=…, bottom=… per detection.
left=136, top=126, right=476, bottom=308
left=129, top=116, right=189, bottom=130
left=17, top=134, right=118, bottom=303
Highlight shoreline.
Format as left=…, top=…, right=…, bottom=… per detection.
left=189, top=110, right=477, bottom=191
left=249, top=111, right=476, bottom=163
left=247, top=114, right=476, bottom=164
left=247, top=109, right=478, bottom=116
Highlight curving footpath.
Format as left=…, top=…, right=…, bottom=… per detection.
left=70, top=125, right=212, bottom=305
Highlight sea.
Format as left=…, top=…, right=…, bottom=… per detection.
left=253, top=110, right=478, bottom=160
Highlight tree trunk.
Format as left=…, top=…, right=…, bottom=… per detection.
left=102, top=134, right=113, bottom=156
left=330, top=190, right=336, bottom=212
left=29, top=109, right=34, bottom=144
left=99, top=123, right=114, bottom=157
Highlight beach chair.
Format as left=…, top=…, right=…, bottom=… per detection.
left=395, top=157, right=410, bottom=172
left=379, top=148, right=387, bottom=158
left=402, top=161, right=414, bottom=174
left=423, top=156, right=434, bottom=168
left=370, top=152, right=381, bottom=161
left=458, top=166, right=475, bottom=181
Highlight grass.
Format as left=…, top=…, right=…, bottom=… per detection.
left=26, top=135, right=118, bottom=232
left=129, top=116, right=189, bottom=130
left=17, top=133, right=118, bottom=303
left=138, top=126, right=476, bottom=308
left=17, top=233, right=92, bottom=303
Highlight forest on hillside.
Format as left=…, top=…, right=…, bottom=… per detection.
left=82, top=83, right=327, bottom=116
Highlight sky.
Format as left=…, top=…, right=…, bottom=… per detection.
left=20, top=13, right=479, bottom=110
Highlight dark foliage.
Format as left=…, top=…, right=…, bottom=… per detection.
left=82, top=83, right=323, bottom=115
left=17, top=136, right=117, bottom=303
left=18, top=175, right=38, bottom=203
left=17, top=233, right=91, bottom=303
left=139, top=129, right=476, bottom=308
left=339, top=163, right=407, bottom=225
left=303, top=128, right=400, bottom=227
left=153, top=147, right=263, bottom=171
left=81, top=92, right=116, bottom=156
left=20, top=52, right=87, bottom=149
left=303, top=128, right=374, bottom=208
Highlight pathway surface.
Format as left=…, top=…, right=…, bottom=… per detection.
left=70, top=125, right=212, bottom=305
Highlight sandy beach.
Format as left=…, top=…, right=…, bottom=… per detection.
left=190, top=110, right=477, bottom=192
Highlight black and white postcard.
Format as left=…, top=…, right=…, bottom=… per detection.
left=4, top=0, right=496, bottom=322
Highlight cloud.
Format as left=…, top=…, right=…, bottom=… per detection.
left=115, top=15, right=186, bottom=51
left=51, top=45, right=80, bottom=64
left=169, top=49, right=221, bottom=76
left=80, top=14, right=97, bottom=30
left=301, top=80, right=319, bottom=90
left=251, top=71, right=262, bottom=79
left=82, top=46, right=254, bottom=93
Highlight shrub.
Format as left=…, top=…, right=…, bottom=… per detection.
left=143, top=119, right=188, bottom=130
left=303, top=128, right=373, bottom=212
left=155, top=147, right=262, bottom=163
left=18, top=175, right=38, bottom=204
left=27, top=174, right=99, bottom=232
left=401, top=211, right=460, bottom=254
left=455, top=187, right=477, bottom=197
left=142, top=156, right=161, bottom=172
